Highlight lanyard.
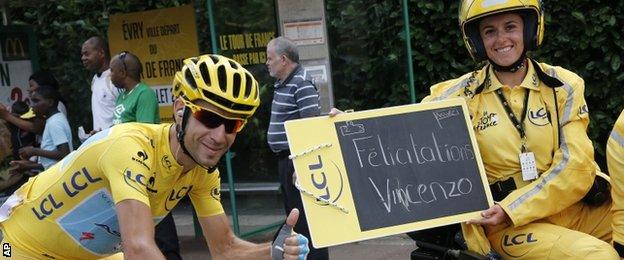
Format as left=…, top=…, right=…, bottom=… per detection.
left=495, top=88, right=530, bottom=152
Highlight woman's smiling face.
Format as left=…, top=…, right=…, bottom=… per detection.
left=479, top=12, right=525, bottom=67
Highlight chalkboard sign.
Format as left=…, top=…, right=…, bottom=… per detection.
left=336, top=106, right=487, bottom=231
left=284, top=98, right=492, bottom=248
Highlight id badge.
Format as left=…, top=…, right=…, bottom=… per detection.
left=520, top=152, right=538, bottom=181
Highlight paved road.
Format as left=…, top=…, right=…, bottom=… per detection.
left=178, top=234, right=415, bottom=259
left=172, top=195, right=417, bottom=259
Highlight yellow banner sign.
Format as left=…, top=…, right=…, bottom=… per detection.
left=108, top=5, right=199, bottom=122
left=219, top=31, right=274, bottom=66
left=284, top=98, right=492, bottom=248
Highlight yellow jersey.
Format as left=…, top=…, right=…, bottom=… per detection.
left=423, top=60, right=595, bottom=227
left=0, top=123, right=223, bottom=259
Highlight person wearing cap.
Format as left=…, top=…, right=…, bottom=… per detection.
left=420, top=0, right=617, bottom=258
left=8, top=85, right=73, bottom=173
left=0, top=101, right=36, bottom=196
left=0, top=54, right=309, bottom=260
left=6, top=101, right=36, bottom=160
left=109, top=51, right=160, bottom=125
left=0, top=70, right=65, bottom=136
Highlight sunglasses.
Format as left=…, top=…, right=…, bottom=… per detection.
left=119, top=51, right=128, bottom=72
left=183, top=100, right=247, bottom=133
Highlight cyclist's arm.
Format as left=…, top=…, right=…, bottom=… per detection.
left=117, top=199, right=165, bottom=260
left=199, top=213, right=271, bottom=259
left=97, top=133, right=162, bottom=258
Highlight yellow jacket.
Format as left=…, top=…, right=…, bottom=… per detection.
left=608, top=110, right=624, bottom=253
left=423, top=60, right=596, bottom=254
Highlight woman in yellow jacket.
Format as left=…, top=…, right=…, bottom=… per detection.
left=422, top=0, right=618, bottom=258
left=608, top=112, right=624, bottom=257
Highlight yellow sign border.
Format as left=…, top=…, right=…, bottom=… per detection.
left=284, top=98, right=493, bottom=248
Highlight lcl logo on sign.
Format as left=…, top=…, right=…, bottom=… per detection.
left=2, top=36, right=29, bottom=61
left=304, top=155, right=345, bottom=206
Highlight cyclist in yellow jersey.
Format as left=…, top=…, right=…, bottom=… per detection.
left=0, top=54, right=309, bottom=259
left=416, top=0, right=618, bottom=258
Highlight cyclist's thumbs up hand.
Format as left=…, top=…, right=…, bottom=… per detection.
left=285, top=208, right=300, bottom=227
left=271, top=209, right=310, bottom=260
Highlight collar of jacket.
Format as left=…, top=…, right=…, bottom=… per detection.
left=469, top=58, right=564, bottom=96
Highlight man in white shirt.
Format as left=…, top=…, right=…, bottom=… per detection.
left=81, top=36, right=120, bottom=133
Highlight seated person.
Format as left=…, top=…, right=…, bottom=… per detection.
left=0, top=101, right=38, bottom=195
left=7, top=101, right=37, bottom=159
left=0, top=70, right=65, bottom=136
left=10, top=85, right=73, bottom=173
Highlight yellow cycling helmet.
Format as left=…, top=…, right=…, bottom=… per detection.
left=172, top=54, right=260, bottom=119
left=459, top=0, right=544, bottom=61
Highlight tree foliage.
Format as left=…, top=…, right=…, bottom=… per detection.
left=6, top=0, right=624, bottom=177
left=8, top=0, right=192, bottom=135
left=7, top=0, right=277, bottom=180
left=326, top=0, right=624, bottom=170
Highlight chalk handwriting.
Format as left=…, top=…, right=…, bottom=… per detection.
left=352, top=132, right=474, bottom=168
left=340, top=121, right=366, bottom=136
left=369, top=177, right=473, bottom=213
left=433, top=108, right=460, bottom=129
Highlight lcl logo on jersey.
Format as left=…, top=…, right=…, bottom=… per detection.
left=528, top=107, right=550, bottom=126
left=165, top=185, right=193, bottom=211
left=211, top=187, right=221, bottom=201
left=123, top=169, right=157, bottom=195
left=503, top=233, right=538, bottom=246
left=501, top=232, right=538, bottom=257
left=161, top=155, right=172, bottom=170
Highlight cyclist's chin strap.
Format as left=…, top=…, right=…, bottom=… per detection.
left=176, top=107, right=218, bottom=173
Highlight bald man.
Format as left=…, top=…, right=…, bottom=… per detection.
left=109, top=51, right=160, bottom=125
left=110, top=51, right=178, bottom=258
left=81, top=36, right=121, bottom=133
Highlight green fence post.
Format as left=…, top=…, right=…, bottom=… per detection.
left=225, top=151, right=240, bottom=235
left=402, top=0, right=416, bottom=104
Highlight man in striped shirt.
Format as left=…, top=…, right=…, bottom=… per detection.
left=266, top=36, right=327, bottom=259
